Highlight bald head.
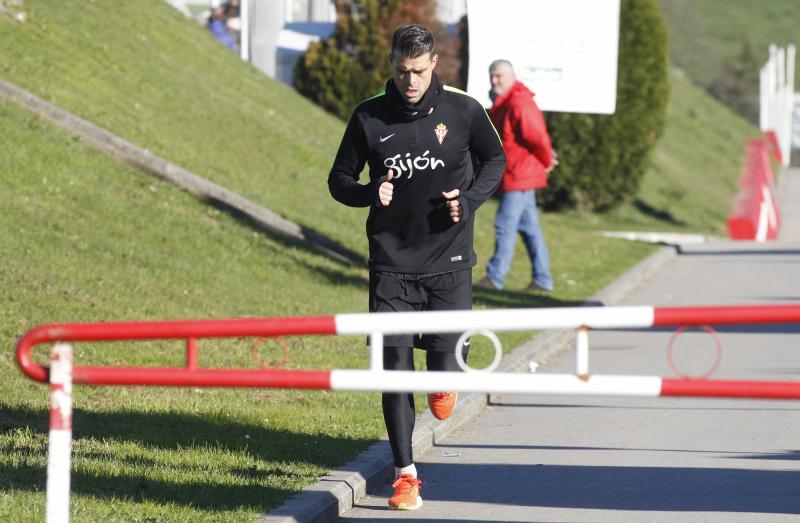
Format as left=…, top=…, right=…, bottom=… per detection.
left=489, top=59, right=516, bottom=97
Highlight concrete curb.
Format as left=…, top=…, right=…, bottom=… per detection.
left=0, top=77, right=364, bottom=266
left=259, top=244, right=677, bottom=523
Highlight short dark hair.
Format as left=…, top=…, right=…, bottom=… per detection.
left=390, top=24, right=435, bottom=60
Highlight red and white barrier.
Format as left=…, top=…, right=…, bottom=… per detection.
left=15, top=303, right=800, bottom=520
left=46, top=343, right=73, bottom=523
left=16, top=304, right=800, bottom=395
left=763, top=130, right=784, bottom=165
left=727, top=138, right=781, bottom=241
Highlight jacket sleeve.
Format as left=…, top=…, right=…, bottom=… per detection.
left=458, top=100, right=506, bottom=221
left=512, top=97, right=553, bottom=168
left=328, top=110, right=379, bottom=207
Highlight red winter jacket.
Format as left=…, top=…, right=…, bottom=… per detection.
left=488, top=81, right=553, bottom=192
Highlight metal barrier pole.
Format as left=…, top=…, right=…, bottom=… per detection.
left=13, top=303, right=800, bottom=519
left=369, top=332, right=384, bottom=371
left=46, top=343, right=73, bottom=523
left=576, top=326, right=590, bottom=379
left=186, top=337, right=199, bottom=369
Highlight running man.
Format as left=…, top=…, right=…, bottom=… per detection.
left=328, top=24, right=505, bottom=510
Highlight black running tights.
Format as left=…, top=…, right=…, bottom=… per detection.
left=382, top=347, right=465, bottom=468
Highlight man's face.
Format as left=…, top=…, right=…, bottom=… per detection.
left=489, top=66, right=515, bottom=96
left=391, top=51, right=438, bottom=104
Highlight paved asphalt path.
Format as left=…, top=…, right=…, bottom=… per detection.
left=338, top=170, right=800, bottom=522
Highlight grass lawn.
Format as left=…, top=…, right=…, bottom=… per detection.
left=657, top=0, right=800, bottom=90
left=0, top=1, right=758, bottom=521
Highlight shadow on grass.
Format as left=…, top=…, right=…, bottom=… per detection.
left=2, top=404, right=372, bottom=467
left=1, top=403, right=373, bottom=511
left=207, top=196, right=368, bottom=269
left=307, top=260, right=369, bottom=290
left=0, top=460, right=295, bottom=512
left=633, top=198, right=687, bottom=226
left=209, top=196, right=372, bottom=290
left=473, top=287, right=586, bottom=309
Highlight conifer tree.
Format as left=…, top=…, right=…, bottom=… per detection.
left=295, top=0, right=462, bottom=120
left=540, top=0, right=670, bottom=211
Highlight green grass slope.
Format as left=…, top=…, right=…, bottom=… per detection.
left=0, top=0, right=364, bottom=253
left=0, top=0, right=760, bottom=257
left=658, top=0, right=800, bottom=89
left=593, top=68, right=758, bottom=235
left=0, top=92, right=646, bottom=521
left=0, top=0, right=760, bottom=521
left=0, top=98, right=379, bottom=522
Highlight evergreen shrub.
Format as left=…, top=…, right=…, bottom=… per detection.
left=294, top=0, right=461, bottom=121
left=540, top=0, right=670, bottom=211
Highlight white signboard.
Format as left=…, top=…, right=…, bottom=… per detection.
left=466, top=0, right=620, bottom=114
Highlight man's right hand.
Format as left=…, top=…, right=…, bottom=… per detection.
left=546, top=150, right=559, bottom=173
left=378, top=169, right=394, bottom=207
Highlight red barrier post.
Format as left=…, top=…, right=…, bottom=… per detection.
left=16, top=316, right=338, bottom=384
left=186, top=338, right=198, bottom=370
left=727, top=139, right=780, bottom=241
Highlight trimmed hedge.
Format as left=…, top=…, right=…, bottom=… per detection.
left=541, top=0, right=670, bottom=211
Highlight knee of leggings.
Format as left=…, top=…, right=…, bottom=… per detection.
left=383, top=346, right=414, bottom=371
left=427, top=349, right=467, bottom=372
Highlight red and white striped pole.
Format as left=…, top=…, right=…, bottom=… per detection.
left=15, top=304, right=800, bottom=397
left=47, top=343, right=73, bottom=523
left=12, top=304, right=800, bottom=521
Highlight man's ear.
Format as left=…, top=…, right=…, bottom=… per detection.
left=431, top=53, right=439, bottom=70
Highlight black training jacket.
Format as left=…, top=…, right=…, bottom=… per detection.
left=328, top=79, right=505, bottom=273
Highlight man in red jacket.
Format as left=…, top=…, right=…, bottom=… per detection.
left=477, top=59, right=556, bottom=292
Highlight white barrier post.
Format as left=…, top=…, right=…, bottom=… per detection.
left=576, top=327, right=590, bottom=379
left=239, top=0, right=249, bottom=62
left=369, top=332, right=383, bottom=371
left=760, top=43, right=795, bottom=166
left=46, top=343, right=73, bottom=523
left=782, top=44, right=795, bottom=165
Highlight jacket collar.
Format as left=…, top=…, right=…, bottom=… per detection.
left=386, top=73, right=444, bottom=122
left=491, top=81, right=533, bottom=110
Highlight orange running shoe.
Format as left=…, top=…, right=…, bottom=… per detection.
left=427, top=392, right=458, bottom=420
left=388, top=474, right=422, bottom=510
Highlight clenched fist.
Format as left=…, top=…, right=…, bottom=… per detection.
left=378, top=169, right=394, bottom=207
left=442, top=188, right=462, bottom=223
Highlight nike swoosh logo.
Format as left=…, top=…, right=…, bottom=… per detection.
left=379, top=133, right=395, bottom=143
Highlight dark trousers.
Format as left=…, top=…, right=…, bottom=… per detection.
left=382, top=348, right=465, bottom=467
left=369, top=269, right=472, bottom=467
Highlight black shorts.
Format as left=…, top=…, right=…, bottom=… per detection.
left=369, top=268, right=472, bottom=352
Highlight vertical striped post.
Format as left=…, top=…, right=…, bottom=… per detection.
left=46, top=343, right=73, bottom=523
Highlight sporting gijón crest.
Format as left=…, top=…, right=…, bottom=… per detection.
left=435, top=122, right=448, bottom=145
